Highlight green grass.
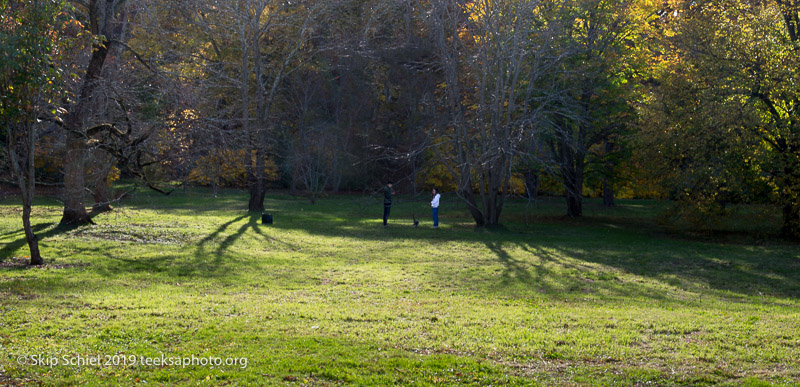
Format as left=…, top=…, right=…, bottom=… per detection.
left=1, top=189, right=798, bottom=385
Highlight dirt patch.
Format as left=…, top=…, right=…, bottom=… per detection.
left=65, top=223, right=197, bottom=245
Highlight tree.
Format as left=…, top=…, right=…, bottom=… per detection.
left=172, top=0, right=323, bottom=211
left=423, top=0, right=566, bottom=226
left=543, top=0, right=645, bottom=217
left=1, top=0, right=74, bottom=265
left=59, top=0, right=134, bottom=224
left=644, top=0, right=800, bottom=236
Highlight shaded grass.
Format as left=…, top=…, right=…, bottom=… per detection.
left=0, top=189, right=798, bottom=385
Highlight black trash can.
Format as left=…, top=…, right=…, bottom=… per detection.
left=262, top=213, right=273, bottom=224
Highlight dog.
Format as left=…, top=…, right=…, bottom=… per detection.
left=412, top=214, right=419, bottom=227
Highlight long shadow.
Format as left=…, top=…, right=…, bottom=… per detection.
left=0, top=222, right=51, bottom=239
left=201, top=213, right=298, bottom=258
left=187, top=213, right=251, bottom=276
left=485, top=241, right=532, bottom=286
left=0, top=222, right=83, bottom=262
left=5, top=197, right=798, bottom=302
left=248, top=217, right=298, bottom=250
left=177, top=213, right=298, bottom=277
left=197, top=214, right=249, bottom=247
left=2, top=212, right=298, bottom=280
left=265, top=208, right=800, bottom=301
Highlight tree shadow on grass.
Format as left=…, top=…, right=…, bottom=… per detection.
left=196, top=212, right=298, bottom=258
left=267, top=216, right=800, bottom=302
left=0, top=222, right=83, bottom=263
left=93, top=213, right=299, bottom=279
left=5, top=199, right=798, bottom=303
left=485, top=241, right=532, bottom=286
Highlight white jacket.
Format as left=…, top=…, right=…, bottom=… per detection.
left=431, top=193, right=440, bottom=208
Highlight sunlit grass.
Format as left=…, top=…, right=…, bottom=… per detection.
left=0, top=189, right=798, bottom=385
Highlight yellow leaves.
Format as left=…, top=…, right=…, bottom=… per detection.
left=106, top=166, right=121, bottom=185
left=189, top=149, right=279, bottom=187
left=179, top=109, right=198, bottom=121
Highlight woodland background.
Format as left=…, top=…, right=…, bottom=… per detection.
left=3, top=0, right=800, bottom=265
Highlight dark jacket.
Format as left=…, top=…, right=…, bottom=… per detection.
left=384, top=186, right=392, bottom=205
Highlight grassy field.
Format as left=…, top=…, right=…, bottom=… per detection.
left=0, top=189, right=798, bottom=385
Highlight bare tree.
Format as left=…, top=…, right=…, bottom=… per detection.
left=178, top=0, right=324, bottom=210
left=423, top=0, right=567, bottom=226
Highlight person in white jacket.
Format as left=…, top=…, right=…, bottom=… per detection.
left=430, top=188, right=440, bottom=228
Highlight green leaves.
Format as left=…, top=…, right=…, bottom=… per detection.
left=0, top=0, right=72, bottom=126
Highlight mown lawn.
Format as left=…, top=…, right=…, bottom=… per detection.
left=0, top=189, right=798, bottom=385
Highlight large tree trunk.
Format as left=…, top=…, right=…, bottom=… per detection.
left=559, top=142, right=585, bottom=218
left=460, top=186, right=486, bottom=227
left=562, top=162, right=584, bottom=218
left=602, top=178, right=615, bottom=207
left=566, top=188, right=583, bottom=217
left=247, top=176, right=266, bottom=211
left=484, top=166, right=506, bottom=226
left=61, top=133, right=91, bottom=224
left=92, top=179, right=112, bottom=213
left=91, top=152, right=113, bottom=213
left=486, top=190, right=502, bottom=226
left=60, top=33, right=111, bottom=225
left=92, top=176, right=112, bottom=213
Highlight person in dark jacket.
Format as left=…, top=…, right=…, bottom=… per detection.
left=383, top=181, right=394, bottom=226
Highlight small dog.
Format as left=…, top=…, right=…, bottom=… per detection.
left=412, top=214, right=419, bottom=227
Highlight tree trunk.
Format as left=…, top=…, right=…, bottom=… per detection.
left=602, top=140, right=615, bottom=207
left=487, top=192, right=502, bottom=226
left=248, top=148, right=266, bottom=212
left=92, top=177, right=112, bottom=213
left=557, top=124, right=586, bottom=218
left=460, top=184, right=486, bottom=227
left=248, top=180, right=266, bottom=212
left=248, top=184, right=265, bottom=211
left=8, top=124, right=44, bottom=265
left=485, top=170, right=504, bottom=226
left=61, top=133, right=91, bottom=224
left=566, top=189, right=583, bottom=217
left=781, top=202, right=800, bottom=239
left=22, top=203, right=43, bottom=265
left=91, top=153, right=113, bottom=213
left=563, top=164, right=583, bottom=218
left=60, top=35, right=111, bottom=225
left=602, top=179, right=615, bottom=207
left=524, top=171, right=539, bottom=199
left=561, top=156, right=584, bottom=217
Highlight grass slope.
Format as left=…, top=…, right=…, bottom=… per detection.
left=0, top=190, right=798, bottom=385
